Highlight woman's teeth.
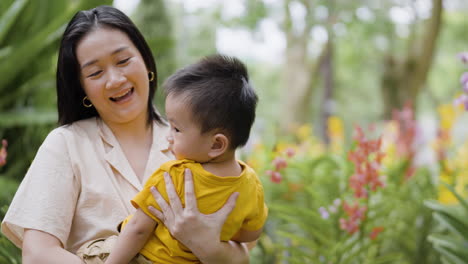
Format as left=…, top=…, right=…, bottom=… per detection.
left=110, top=88, right=133, bottom=102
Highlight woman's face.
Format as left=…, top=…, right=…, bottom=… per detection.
left=76, top=27, right=150, bottom=126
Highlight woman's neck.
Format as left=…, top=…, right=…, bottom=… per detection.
left=104, top=114, right=151, bottom=143
left=103, top=114, right=154, bottom=181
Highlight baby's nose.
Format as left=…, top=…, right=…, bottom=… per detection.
left=166, top=135, right=173, bottom=143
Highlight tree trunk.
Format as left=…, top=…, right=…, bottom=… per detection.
left=319, top=38, right=334, bottom=144
left=280, top=0, right=317, bottom=133
left=381, top=0, right=443, bottom=118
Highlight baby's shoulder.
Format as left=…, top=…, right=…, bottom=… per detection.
left=159, top=159, right=198, bottom=172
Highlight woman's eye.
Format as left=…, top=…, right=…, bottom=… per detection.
left=118, top=57, right=131, bottom=65
left=87, top=70, right=102, bottom=78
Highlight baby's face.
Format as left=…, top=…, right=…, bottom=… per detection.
left=165, top=94, right=213, bottom=162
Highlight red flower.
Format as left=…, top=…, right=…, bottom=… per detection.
left=340, top=218, right=359, bottom=234
left=348, top=126, right=385, bottom=198
left=369, top=226, right=385, bottom=240
left=340, top=201, right=367, bottom=234
left=272, top=157, right=288, bottom=171
left=267, top=170, right=282, bottom=183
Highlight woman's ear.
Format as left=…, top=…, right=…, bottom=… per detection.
left=208, top=133, right=229, bottom=159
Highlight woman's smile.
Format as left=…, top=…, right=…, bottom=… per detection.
left=109, top=87, right=134, bottom=103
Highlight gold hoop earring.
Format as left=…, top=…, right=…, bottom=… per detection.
left=82, top=96, right=93, bottom=108
left=148, top=71, right=155, bottom=82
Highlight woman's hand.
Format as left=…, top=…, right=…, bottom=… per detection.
left=148, top=169, right=249, bottom=264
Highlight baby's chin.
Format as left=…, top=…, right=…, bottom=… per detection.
left=173, top=152, right=186, bottom=160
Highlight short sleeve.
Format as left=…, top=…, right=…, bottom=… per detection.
left=242, top=179, right=268, bottom=231
left=1, top=128, right=80, bottom=248
left=131, top=162, right=185, bottom=224
left=131, top=169, right=166, bottom=223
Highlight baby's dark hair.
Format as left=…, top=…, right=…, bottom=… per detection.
left=163, top=54, right=258, bottom=149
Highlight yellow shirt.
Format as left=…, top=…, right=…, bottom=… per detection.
left=129, top=159, right=268, bottom=264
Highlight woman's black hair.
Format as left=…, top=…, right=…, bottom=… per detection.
left=56, top=5, right=162, bottom=126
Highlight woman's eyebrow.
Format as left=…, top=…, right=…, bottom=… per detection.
left=81, top=46, right=130, bottom=69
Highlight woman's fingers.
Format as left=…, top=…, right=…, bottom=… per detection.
left=184, top=169, right=198, bottom=212
left=163, top=172, right=183, bottom=214
left=150, top=186, right=173, bottom=224
left=148, top=205, right=164, bottom=223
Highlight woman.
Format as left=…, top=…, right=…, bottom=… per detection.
left=1, top=5, right=249, bottom=264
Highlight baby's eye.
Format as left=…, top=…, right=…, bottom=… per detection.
left=172, top=126, right=180, bottom=132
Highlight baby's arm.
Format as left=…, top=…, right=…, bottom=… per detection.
left=231, top=227, right=263, bottom=243
left=105, top=208, right=157, bottom=264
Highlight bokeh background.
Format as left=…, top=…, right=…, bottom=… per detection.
left=1, top=0, right=468, bottom=263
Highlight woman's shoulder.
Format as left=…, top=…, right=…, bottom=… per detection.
left=40, top=118, right=99, bottom=149
left=51, top=117, right=100, bottom=137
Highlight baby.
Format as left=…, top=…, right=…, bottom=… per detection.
left=106, top=54, right=268, bottom=264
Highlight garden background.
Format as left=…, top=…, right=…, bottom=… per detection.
left=1, top=0, right=468, bottom=263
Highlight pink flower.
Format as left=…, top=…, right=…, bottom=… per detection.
left=285, top=148, right=296, bottom=158
left=339, top=218, right=359, bottom=234
left=267, top=170, right=282, bottom=183
left=455, top=94, right=468, bottom=111
left=319, top=207, right=330, bottom=219
left=460, top=72, right=468, bottom=86
left=0, top=139, right=8, bottom=167
left=272, top=157, right=288, bottom=171
left=454, top=94, right=468, bottom=106
left=457, top=52, right=468, bottom=64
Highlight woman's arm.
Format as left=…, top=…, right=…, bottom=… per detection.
left=147, top=169, right=249, bottom=264
left=105, top=209, right=157, bottom=264
left=22, top=229, right=84, bottom=264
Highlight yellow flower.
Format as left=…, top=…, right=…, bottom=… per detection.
left=328, top=116, right=344, bottom=154
left=437, top=104, right=460, bottom=131
left=328, top=116, right=344, bottom=140
left=439, top=171, right=452, bottom=182
left=275, top=141, right=297, bottom=154
left=438, top=185, right=458, bottom=205
left=296, top=124, right=313, bottom=142
left=382, top=143, right=396, bottom=168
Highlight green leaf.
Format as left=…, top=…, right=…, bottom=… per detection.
left=433, top=244, right=467, bottom=264
left=0, top=0, right=29, bottom=43
left=433, top=212, right=468, bottom=239
left=0, top=109, right=56, bottom=127
left=428, top=234, right=468, bottom=259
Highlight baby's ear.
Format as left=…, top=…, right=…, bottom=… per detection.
left=208, top=133, right=229, bottom=159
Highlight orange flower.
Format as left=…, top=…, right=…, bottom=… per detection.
left=369, top=226, right=385, bottom=240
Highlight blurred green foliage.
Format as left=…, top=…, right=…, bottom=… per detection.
left=0, top=0, right=111, bottom=261
left=426, top=184, right=468, bottom=264
left=246, top=128, right=440, bottom=264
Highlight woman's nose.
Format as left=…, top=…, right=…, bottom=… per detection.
left=105, top=68, right=126, bottom=89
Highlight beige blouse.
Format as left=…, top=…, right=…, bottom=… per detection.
left=1, top=117, right=172, bottom=253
